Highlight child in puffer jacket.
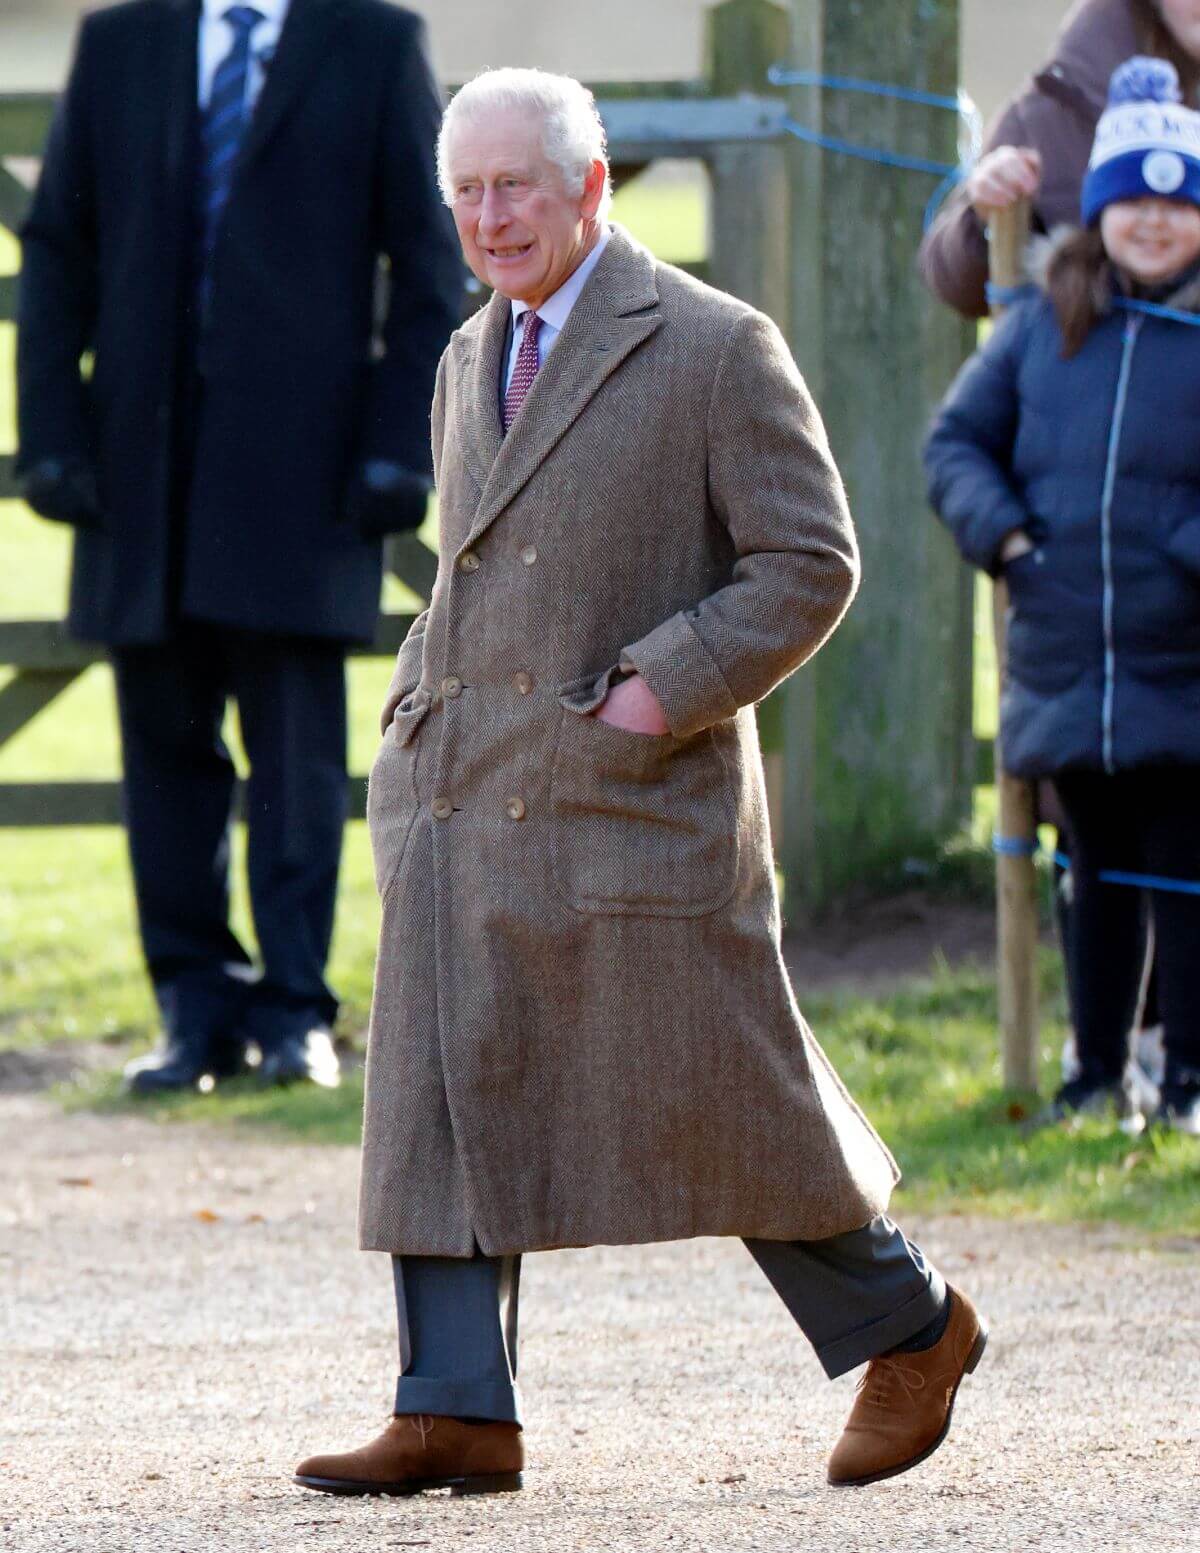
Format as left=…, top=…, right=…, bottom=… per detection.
left=925, top=57, right=1200, bottom=1136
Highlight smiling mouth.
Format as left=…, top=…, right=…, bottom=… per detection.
left=487, top=244, right=534, bottom=260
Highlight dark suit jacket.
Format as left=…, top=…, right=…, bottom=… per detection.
left=17, top=0, right=463, bottom=645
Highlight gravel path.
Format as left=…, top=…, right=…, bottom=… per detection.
left=3, top=1091, right=1197, bottom=1553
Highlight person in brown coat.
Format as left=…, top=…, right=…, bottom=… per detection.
left=919, top=0, right=1200, bottom=318
left=295, top=67, right=987, bottom=1500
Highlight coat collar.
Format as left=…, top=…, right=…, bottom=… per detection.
left=455, top=224, right=663, bottom=552
left=236, top=0, right=351, bottom=171
left=160, top=0, right=350, bottom=180
left=161, top=0, right=201, bottom=195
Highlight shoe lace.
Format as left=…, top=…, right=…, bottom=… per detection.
left=387, top=1413, right=436, bottom=1447
left=855, top=1356, right=927, bottom=1411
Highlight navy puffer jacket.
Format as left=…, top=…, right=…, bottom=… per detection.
left=925, top=249, right=1200, bottom=779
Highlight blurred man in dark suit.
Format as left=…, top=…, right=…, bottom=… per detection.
left=17, top=0, right=462, bottom=1092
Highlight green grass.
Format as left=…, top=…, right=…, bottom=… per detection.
left=9, top=182, right=1199, bottom=1236
left=60, top=943, right=1200, bottom=1234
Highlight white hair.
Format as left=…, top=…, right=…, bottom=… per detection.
left=438, top=68, right=612, bottom=218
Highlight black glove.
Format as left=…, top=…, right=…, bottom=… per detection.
left=343, top=460, right=431, bottom=538
left=22, top=457, right=104, bottom=530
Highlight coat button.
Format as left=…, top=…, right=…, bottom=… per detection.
left=431, top=797, right=453, bottom=820
left=513, top=672, right=533, bottom=695
left=506, top=796, right=527, bottom=821
left=458, top=552, right=480, bottom=573
left=520, top=544, right=538, bottom=566
left=441, top=675, right=463, bottom=698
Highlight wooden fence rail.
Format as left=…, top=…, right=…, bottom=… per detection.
left=0, top=0, right=994, bottom=843
left=0, top=0, right=800, bottom=830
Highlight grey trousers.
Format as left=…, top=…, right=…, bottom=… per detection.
left=392, top=1216, right=945, bottom=1426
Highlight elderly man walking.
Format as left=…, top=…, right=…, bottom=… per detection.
left=296, top=69, right=987, bottom=1498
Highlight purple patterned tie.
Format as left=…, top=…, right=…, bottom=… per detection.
left=502, top=312, right=544, bottom=434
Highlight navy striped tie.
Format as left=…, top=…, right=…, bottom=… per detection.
left=198, top=6, right=265, bottom=290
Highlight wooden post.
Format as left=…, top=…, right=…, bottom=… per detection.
left=703, top=0, right=792, bottom=845
left=989, top=200, right=1040, bottom=1093
left=781, top=0, right=977, bottom=913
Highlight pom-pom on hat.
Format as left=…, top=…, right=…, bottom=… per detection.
left=1081, top=57, right=1200, bottom=225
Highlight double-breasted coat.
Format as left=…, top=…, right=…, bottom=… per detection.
left=359, top=228, right=899, bottom=1257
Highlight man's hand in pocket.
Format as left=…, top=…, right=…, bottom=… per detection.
left=592, top=673, right=670, bottom=736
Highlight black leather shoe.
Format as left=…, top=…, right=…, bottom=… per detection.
left=257, top=1023, right=340, bottom=1088
left=123, top=1033, right=248, bottom=1095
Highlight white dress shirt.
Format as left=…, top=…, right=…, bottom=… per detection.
left=198, top=0, right=291, bottom=111
left=504, top=225, right=613, bottom=394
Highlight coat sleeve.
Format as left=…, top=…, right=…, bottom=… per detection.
left=619, top=311, right=860, bottom=740
left=16, top=18, right=99, bottom=476
left=923, top=303, right=1033, bottom=576
left=359, top=12, right=463, bottom=479
left=379, top=608, right=430, bottom=733
left=917, top=95, right=1040, bottom=320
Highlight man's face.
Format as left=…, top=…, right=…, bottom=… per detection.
left=447, top=108, right=604, bottom=308
left=1159, top=0, right=1200, bottom=59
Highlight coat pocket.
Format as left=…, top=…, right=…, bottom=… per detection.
left=367, top=690, right=432, bottom=898
left=549, top=689, right=739, bottom=918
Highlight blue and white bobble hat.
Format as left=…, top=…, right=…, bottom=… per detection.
left=1081, top=57, right=1200, bottom=225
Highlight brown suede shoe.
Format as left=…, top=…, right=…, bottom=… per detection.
left=826, top=1285, right=987, bottom=1488
left=294, top=1414, right=524, bottom=1497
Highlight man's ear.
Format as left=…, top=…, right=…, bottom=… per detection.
left=580, top=159, right=608, bottom=220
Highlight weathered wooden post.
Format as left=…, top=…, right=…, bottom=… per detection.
left=780, top=0, right=977, bottom=913
left=706, top=0, right=791, bottom=317
left=989, top=199, right=1040, bottom=1093
left=703, top=0, right=792, bottom=839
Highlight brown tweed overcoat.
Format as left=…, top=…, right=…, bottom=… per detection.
left=359, top=225, right=899, bottom=1257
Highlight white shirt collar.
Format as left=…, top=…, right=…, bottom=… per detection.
left=511, top=225, right=612, bottom=335
left=202, top=0, right=290, bottom=26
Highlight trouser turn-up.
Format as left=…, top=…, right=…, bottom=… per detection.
left=391, top=1216, right=946, bottom=1427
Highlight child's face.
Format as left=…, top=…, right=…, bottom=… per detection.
left=1101, top=197, right=1200, bottom=284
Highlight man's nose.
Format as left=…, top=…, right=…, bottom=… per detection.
left=478, top=187, right=508, bottom=237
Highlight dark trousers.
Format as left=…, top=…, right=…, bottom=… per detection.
left=390, top=1218, right=946, bottom=1426
left=111, top=623, right=347, bottom=1044
left=1055, top=768, right=1200, bottom=1087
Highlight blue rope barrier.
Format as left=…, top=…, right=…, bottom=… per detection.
left=766, top=64, right=983, bottom=230
left=779, top=117, right=959, bottom=179
left=986, top=282, right=1200, bottom=327
left=992, top=832, right=1041, bottom=859
left=995, top=837, right=1200, bottom=896
left=985, top=281, right=1036, bottom=307
left=1114, top=295, right=1200, bottom=326
left=766, top=66, right=963, bottom=114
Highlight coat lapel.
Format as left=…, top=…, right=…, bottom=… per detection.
left=161, top=0, right=200, bottom=199
left=460, top=229, right=663, bottom=554
left=455, top=292, right=509, bottom=495
left=237, top=0, right=351, bottom=171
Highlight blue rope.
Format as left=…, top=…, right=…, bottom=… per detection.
left=1091, top=867, right=1200, bottom=897
left=780, top=117, right=959, bottom=179
left=765, top=64, right=982, bottom=229
left=995, top=837, right=1200, bottom=896
left=767, top=66, right=962, bottom=113
left=1114, top=295, right=1200, bottom=326
left=985, top=282, right=1200, bottom=327
left=993, top=832, right=1041, bottom=859
left=985, top=282, right=1037, bottom=307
